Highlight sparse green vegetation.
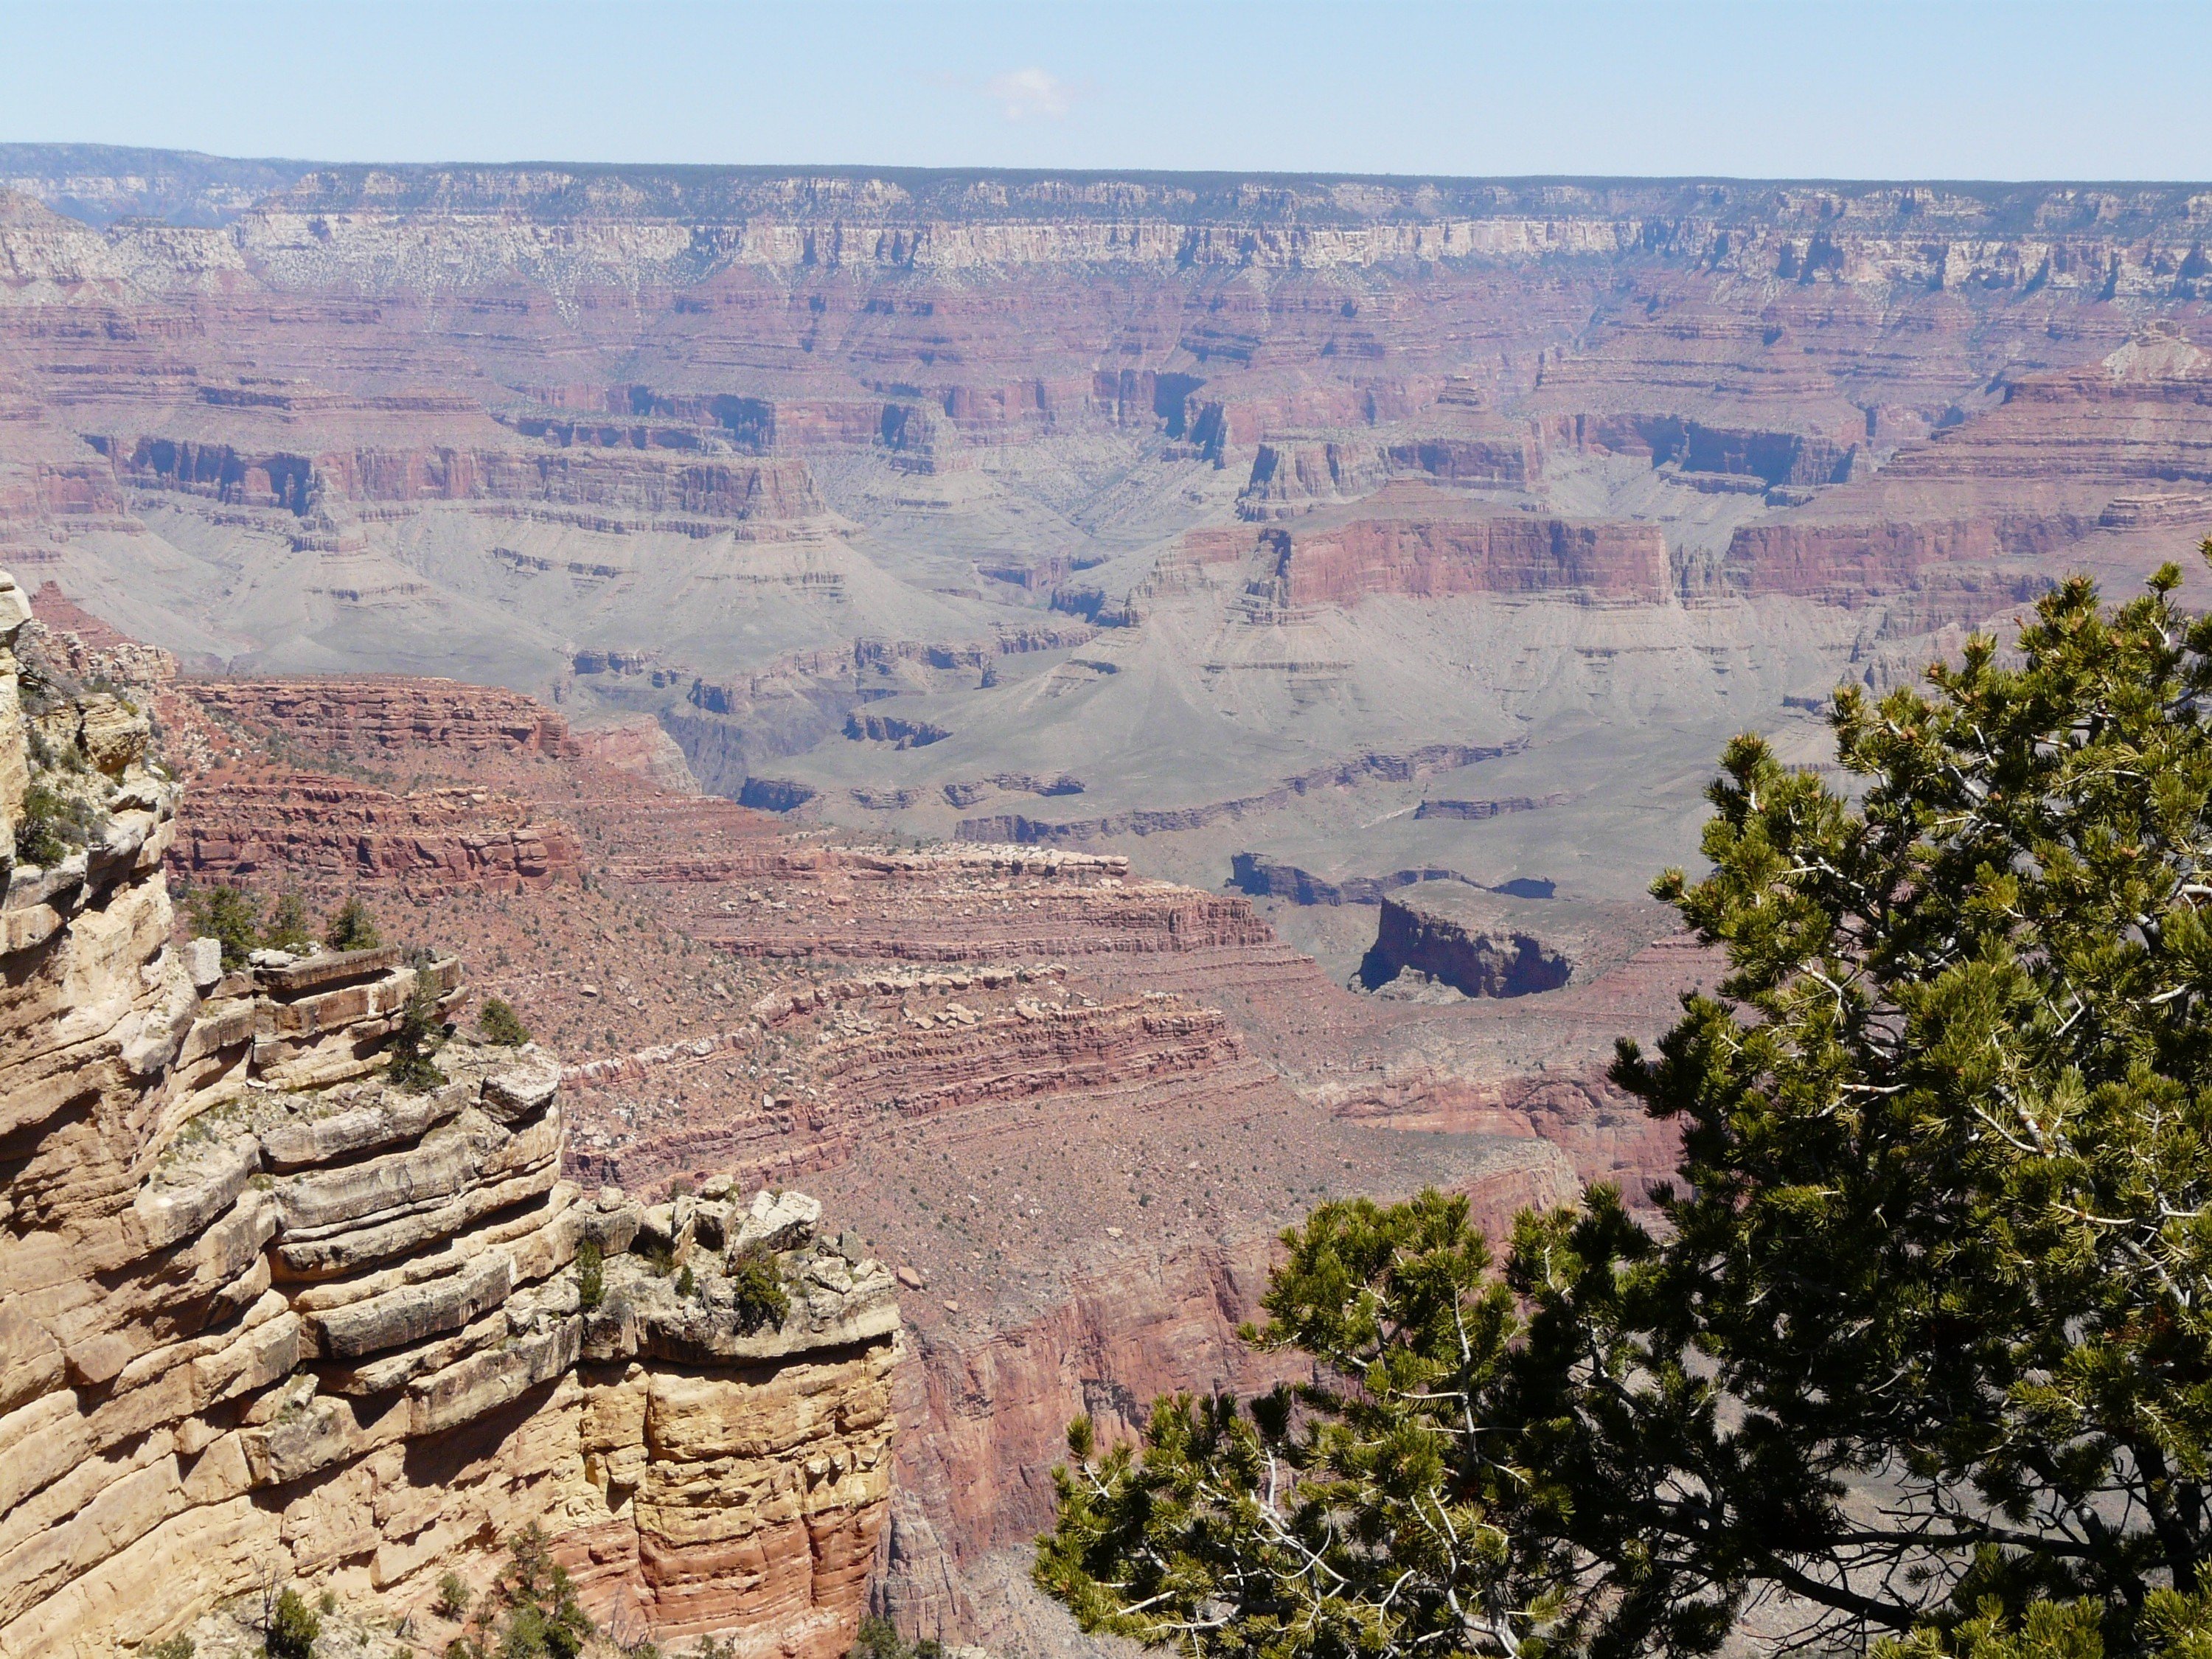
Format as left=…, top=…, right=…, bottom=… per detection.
left=574, top=1239, right=603, bottom=1312
left=846, top=1615, right=942, bottom=1659
left=324, top=895, right=380, bottom=952
left=441, top=1526, right=592, bottom=1659
left=263, top=888, right=313, bottom=953
left=477, top=995, right=529, bottom=1046
left=386, top=970, right=448, bottom=1093
left=727, top=1242, right=789, bottom=1334
left=434, top=1571, right=472, bottom=1622
left=188, top=885, right=262, bottom=971
left=264, top=1587, right=319, bottom=1659
left=14, top=779, right=100, bottom=867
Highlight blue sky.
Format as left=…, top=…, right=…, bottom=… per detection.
left=3, top=0, right=2207, bottom=181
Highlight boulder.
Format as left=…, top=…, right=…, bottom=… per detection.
left=481, top=1048, right=561, bottom=1121
left=77, top=692, right=150, bottom=776
left=733, top=1188, right=821, bottom=1253
left=181, top=936, right=223, bottom=995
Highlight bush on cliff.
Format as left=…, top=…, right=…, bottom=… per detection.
left=478, top=995, right=530, bottom=1046
left=187, top=884, right=262, bottom=971
left=386, top=970, right=448, bottom=1093
left=262, top=887, right=313, bottom=953
left=324, top=894, right=380, bottom=952
left=728, top=1242, right=791, bottom=1334
left=848, top=1617, right=943, bottom=1659
left=13, top=779, right=98, bottom=867
left=443, top=1527, right=593, bottom=1659
left=1038, top=561, right=2212, bottom=1659
left=264, top=1587, right=319, bottom=1659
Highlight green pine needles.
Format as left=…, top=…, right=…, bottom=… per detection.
left=1037, top=557, right=2212, bottom=1659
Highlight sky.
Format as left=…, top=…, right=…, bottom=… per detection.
left=1, top=0, right=2208, bottom=182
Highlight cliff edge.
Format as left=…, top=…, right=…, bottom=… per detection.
left=0, top=571, right=899, bottom=1656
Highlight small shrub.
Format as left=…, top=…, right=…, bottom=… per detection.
left=149, top=1635, right=195, bottom=1659
left=386, top=973, right=448, bottom=1093
left=15, top=780, right=100, bottom=867
left=316, top=1590, right=337, bottom=1616
left=434, top=1571, right=472, bottom=1621
left=675, top=1263, right=696, bottom=1299
left=189, top=885, right=262, bottom=971
left=846, top=1618, right=940, bottom=1659
left=727, top=1242, right=790, bottom=1334
left=265, top=1587, right=320, bottom=1659
left=487, top=1526, right=592, bottom=1659
left=263, top=888, right=313, bottom=953
left=575, top=1239, right=603, bottom=1312
left=477, top=996, right=530, bottom=1047
left=324, top=895, right=380, bottom=952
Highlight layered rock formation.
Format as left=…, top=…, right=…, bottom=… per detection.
left=4, top=153, right=2211, bottom=926
left=0, top=580, right=900, bottom=1657
left=1251, top=505, right=1674, bottom=608
left=127, top=657, right=1716, bottom=1649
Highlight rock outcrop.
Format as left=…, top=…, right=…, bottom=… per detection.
left=1251, top=508, right=1673, bottom=608
left=167, top=773, right=582, bottom=893
left=183, top=679, right=583, bottom=766
left=1355, top=886, right=1679, bottom=999
left=0, top=579, right=899, bottom=1657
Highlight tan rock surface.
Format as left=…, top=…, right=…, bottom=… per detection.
left=0, top=581, right=900, bottom=1658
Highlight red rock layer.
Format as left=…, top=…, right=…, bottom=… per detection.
left=111, top=437, right=824, bottom=524
left=1264, top=511, right=1672, bottom=608
left=1722, top=516, right=2091, bottom=600
left=183, top=678, right=583, bottom=763
left=167, top=772, right=580, bottom=892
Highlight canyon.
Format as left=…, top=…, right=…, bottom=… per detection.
left=133, top=654, right=1685, bottom=1654
left=7, top=147, right=2212, bottom=1655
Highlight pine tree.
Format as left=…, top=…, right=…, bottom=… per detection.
left=1040, top=557, right=2212, bottom=1659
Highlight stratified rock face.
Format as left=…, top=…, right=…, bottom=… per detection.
left=1259, top=510, right=1674, bottom=608
left=185, top=678, right=583, bottom=762
left=0, top=580, right=899, bottom=1658
left=74, top=657, right=1735, bottom=1651
left=168, top=774, right=581, bottom=892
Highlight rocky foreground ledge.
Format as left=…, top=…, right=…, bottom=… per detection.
left=0, top=571, right=900, bottom=1658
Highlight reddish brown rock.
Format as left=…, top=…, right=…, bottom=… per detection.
left=183, top=678, right=582, bottom=762
left=1260, top=505, right=1672, bottom=608
left=167, top=772, right=581, bottom=892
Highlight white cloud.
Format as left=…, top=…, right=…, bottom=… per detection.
left=984, top=67, right=1078, bottom=122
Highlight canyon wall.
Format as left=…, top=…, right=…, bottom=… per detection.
left=128, top=655, right=1706, bottom=1653
left=0, top=577, right=901, bottom=1658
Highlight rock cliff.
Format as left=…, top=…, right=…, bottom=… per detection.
left=0, top=577, right=900, bottom=1656
left=124, top=659, right=1710, bottom=1650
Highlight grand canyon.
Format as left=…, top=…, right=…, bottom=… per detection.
left=6, top=144, right=2212, bottom=1657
